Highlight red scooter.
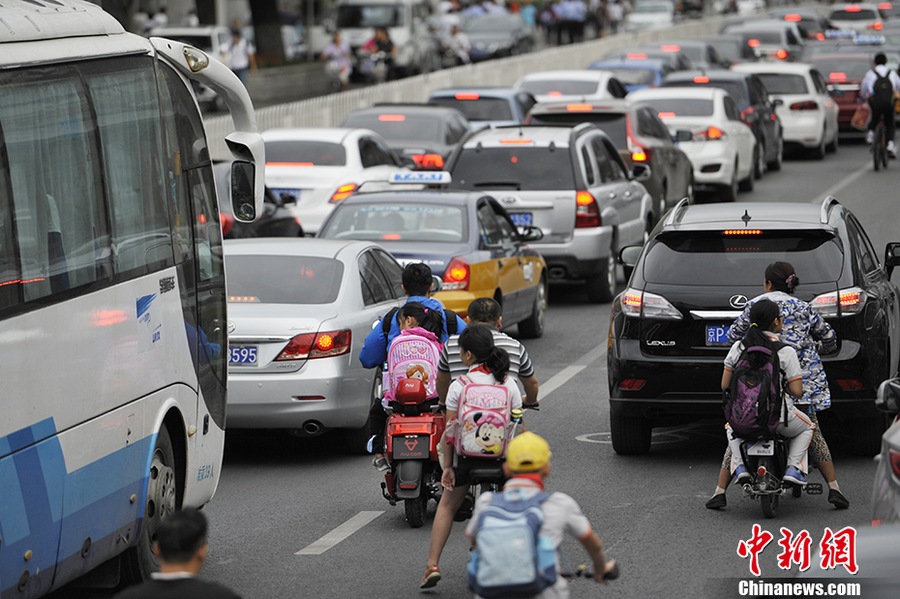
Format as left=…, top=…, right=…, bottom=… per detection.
left=380, top=378, right=445, bottom=528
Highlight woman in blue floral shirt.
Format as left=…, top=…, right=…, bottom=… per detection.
left=706, top=262, right=849, bottom=510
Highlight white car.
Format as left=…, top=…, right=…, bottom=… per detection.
left=513, top=70, right=628, bottom=103
left=828, top=3, right=886, bottom=33
left=628, top=87, right=757, bottom=202
left=262, top=128, right=406, bottom=235
left=624, top=1, right=676, bottom=32
left=732, top=62, right=840, bottom=158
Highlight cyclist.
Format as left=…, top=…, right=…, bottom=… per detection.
left=860, top=52, right=900, bottom=158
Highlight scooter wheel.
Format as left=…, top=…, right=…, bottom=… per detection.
left=792, top=484, right=802, bottom=498
left=760, top=493, right=779, bottom=519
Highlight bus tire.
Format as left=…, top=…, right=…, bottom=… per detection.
left=122, top=426, right=180, bottom=583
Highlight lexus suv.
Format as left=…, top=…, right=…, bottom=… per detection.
left=607, top=197, right=900, bottom=456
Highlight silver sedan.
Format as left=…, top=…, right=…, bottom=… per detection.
left=224, top=238, right=404, bottom=451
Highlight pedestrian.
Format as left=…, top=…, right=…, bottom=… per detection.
left=706, top=262, right=849, bottom=510
left=436, top=297, right=540, bottom=407
left=606, top=0, right=623, bottom=34
left=320, top=31, right=353, bottom=91
left=220, top=27, right=257, bottom=86
left=465, top=432, right=617, bottom=597
left=183, top=9, right=199, bottom=27
left=113, top=509, right=242, bottom=599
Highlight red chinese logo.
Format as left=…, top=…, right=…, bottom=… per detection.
left=737, top=524, right=774, bottom=576
left=820, top=526, right=859, bottom=575
left=776, top=527, right=812, bottom=572
left=737, top=526, right=859, bottom=576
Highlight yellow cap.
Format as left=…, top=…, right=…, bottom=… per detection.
left=505, top=432, right=552, bottom=473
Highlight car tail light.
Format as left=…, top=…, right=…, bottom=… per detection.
left=618, top=378, right=646, bottom=390
left=566, top=103, right=594, bottom=112
left=443, top=257, right=470, bottom=290
left=661, top=44, right=680, bottom=52
left=775, top=48, right=789, bottom=61
left=829, top=72, right=847, bottom=82
left=330, top=183, right=357, bottom=203
left=378, top=114, right=406, bottom=122
left=693, top=75, right=710, bottom=83
left=658, top=111, right=676, bottom=119
left=879, top=2, right=893, bottom=10
left=275, top=330, right=352, bottom=361
left=810, top=286, right=867, bottom=317
left=631, top=148, right=649, bottom=162
left=620, top=288, right=683, bottom=319
left=740, top=106, right=757, bottom=124
left=748, top=39, right=761, bottom=48
left=836, top=379, right=864, bottom=391
left=784, top=13, right=802, bottom=22
left=575, top=191, right=601, bottom=228
left=723, top=229, right=762, bottom=235
left=790, top=101, right=818, bottom=111
left=627, top=53, right=648, bottom=59
left=455, top=92, right=480, bottom=100
left=411, top=153, right=445, bottom=170
left=846, top=4, right=862, bottom=11
left=816, top=32, right=825, bottom=41
left=890, top=449, right=900, bottom=480
left=692, top=126, right=726, bottom=141
left=869, top=22, right=884, bottom=30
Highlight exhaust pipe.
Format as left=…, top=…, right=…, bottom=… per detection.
left=548, top=266, right=567, bottom=280
left=288, top=420, right=325, bottom=437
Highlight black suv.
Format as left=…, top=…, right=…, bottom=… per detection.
left=607, top=197, right=900, bottom=456
left=661, top=70, right=784, bottom=176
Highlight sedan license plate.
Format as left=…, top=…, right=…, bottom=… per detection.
left=705, top=325, right=731, bottom=346
left=229, top=345, right=258, bottom=365
left=508, top=212, right=533, bottom=227
left=392, top=436, right=429, bottom=460
left=271, top=188, right=300, bottom=203
left=747, top=440, right=775, bottom=456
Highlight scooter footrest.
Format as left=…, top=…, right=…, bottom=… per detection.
left=381, top=482, right=397, bottom=505
left=805, top=483, right=823, bottom=495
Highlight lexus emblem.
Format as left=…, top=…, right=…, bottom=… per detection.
left=729, top=295, right=749, bottom=309
left=227, top=320, right=236, bottom=334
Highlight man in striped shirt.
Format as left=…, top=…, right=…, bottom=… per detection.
left=436, top=298, right=540, bottom=407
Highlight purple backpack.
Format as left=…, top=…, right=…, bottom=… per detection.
left=724, top=344, right=788, bottom=439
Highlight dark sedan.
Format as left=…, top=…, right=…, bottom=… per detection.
left=463, top=13, right=534, bottom=62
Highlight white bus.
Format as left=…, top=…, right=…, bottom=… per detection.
left=0, top=1, right=264, bottom=596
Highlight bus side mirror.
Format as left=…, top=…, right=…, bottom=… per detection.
left=885, top=242, right=900, bottom=278
left=231, top=161, right=257, bottom=222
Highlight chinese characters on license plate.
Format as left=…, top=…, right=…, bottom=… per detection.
left=706, top=324, right=731, bottom=346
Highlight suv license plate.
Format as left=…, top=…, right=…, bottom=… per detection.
left=747, top=441, right=775, bottom=456
left=705, top=325, right=731, bottom=346
left=229, top=345, right=258, bottom=365
left=392, top=436, right=429, bottom=459
left=509, top=212, right=533, bottom=227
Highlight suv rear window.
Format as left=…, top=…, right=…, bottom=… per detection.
left=642, top=232, right=843, bottom=285
left=430, top=97, right=514, bottom=121
left=755, top=74, right=809, bottom=94
left=528, top=113, right=627, bottom=146
left=225, top=256, right=344, bottom=304
left=451, top=147, right=576, bottom=189
left=264, top=141, right=347, bottom=166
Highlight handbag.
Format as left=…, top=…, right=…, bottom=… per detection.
left=851, top=102, right=871, bottom=131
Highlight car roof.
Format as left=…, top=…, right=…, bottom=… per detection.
left=262, top=128, right=364, bottom=143
left=335, top=189, right=483, bottom=206
left=807, top=52, right=874, bottom=62
left=661, top=201, right=836, bottom=233
left=831, top=2, right=881, bottom=9
left=518, top=70, right=613, bottom=82
left=150, top=26, right=228, bottom=36
left=461, top=124, right=583, bottom=146
left=345, top=104, right=466, bottom=119
left=224, top=237, right=373, bottom=258
left=769, top=8, right=824, bottom=17
left=731, top=62, right=814, bottom=75
left=528, top=98, right=630, bottom=114
left=728, top=21, right=795, bottom=32
left=666, top=70, right=750, bottom=82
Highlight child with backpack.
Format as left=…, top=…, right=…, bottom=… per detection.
left=420, top=325, right=522, bottom=589
left=707, top=299, right=815, bottom=509
left=371, top=302, right=444, bottom=472
left=860, top=51, right=900, bottom=157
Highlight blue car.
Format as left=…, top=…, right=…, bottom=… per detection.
left=586, top=58, right=672, bottom=93
left=428, top=87, right=537, bottom=128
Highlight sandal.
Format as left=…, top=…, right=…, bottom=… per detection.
left=419, top=565, right=441, bottom=589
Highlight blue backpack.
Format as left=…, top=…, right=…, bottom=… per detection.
left=467, top=489, right=557, bottom=598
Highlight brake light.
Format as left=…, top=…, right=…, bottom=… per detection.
left=330, top=183, right=357, bottom=202
left=455, top=92, right=480, bottom=100
left=618, top=379, right=646, bottom=390
left=627, top=53, right=648, bottom=59
left=740, top=106, right=757, bottom=124
left=693, top=126, right=726, bottom=141
left=693, top=75, right=710, bottom=83
left=267, top=162, right=313, bottom=167
left=575, top=191, right=601, bottom=228
left=443, top=257, right=470, bottom=290
left=661, top=44, right=680, bottom=52
left=757, top=466, right=767, bottom=477
left=790, top=101, right=818, bottom=111
left=411, top=153, right=445, bottom=170
left=275, top=329, right=352, bottom=361
left=748, top=39, right=761, bottom=48
left=631, top=149, right=648, bottom=162
left=817, top=33, right=825, bottom=41
left=619, top=287, right=683, bottom=319
left=775, top=48, right=788, bottom=60
left=836, top=379, right=864, bottom=391
left=723, top=229, right=762, bottom=235
left=829, top=72, right=847, bottom=82
left=810, top=287, right=867, bottom=317
left=566, top=103, right=594, bottom=112
left=378, top=114, right=406, bottom=122
left=879, top=2, right=893, bottom=9
left=499, top=138, right=533, bottom=145
left=890, top=449, right=900, bottom=480
left=547, top=91, right=563, bottom=97
left=658, top=111, right=676, bottom=119
left=220, top=212, right=234, bottom=236
left=784, top=14, right=802, bottom=22
left=846, top=4, right=861, bottom=11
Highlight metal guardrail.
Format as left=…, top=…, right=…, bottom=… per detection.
left=204, top=14, right=735, bottom=160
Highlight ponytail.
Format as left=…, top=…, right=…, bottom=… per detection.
left=458, top=324, right=510, bottom=383
left=743, top=299, right=780, bottom=367
left=398, top=302, right=443, bottom=337
left=484, top=347, right=511, bottom=383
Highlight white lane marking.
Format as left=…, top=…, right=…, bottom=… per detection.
left=540, top=344, right=605, bottom=401
left=295, top=511, right=384, bottom=555
left=814, top=159, right=870, bottom=203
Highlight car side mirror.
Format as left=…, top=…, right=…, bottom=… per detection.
left=431, top=275, right=443, bottom=294
left=884, top=242, right=900, bottom=278
left=619, top=245, right=643, bottom=267
left=231, top=161, right=257, bottom=222
left=772, top=98, right=784, bottom=108
left=518, top=225, right=544, bottom=242
left=673, top=129, right=692, bottom=142
left=631, top=163, right=652, bottom=182
left=876, top=378, right=900, bottom=413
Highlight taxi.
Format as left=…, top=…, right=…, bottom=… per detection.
left=317, top=172, right=549, bottom=338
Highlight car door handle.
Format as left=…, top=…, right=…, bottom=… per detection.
left=608, top=192, right=617, bottom=199
left=623, top=190, right=632, bottom=198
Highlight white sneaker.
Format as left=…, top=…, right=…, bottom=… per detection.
left=866, top=130, right=875, bottom=144
left=888, top=141, right=897, bottom=157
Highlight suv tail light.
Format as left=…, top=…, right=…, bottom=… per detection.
left=275, top=330, right=352, bottom=361
left=575, top=191, right=601, bottom=228
left=692, top=126, right=726, bottom=141
left=443, top=257, right=470, bottom=290
left=790, top=101, right=818, bottom=111
left=809, top=287, right=867, bottom=317
left=330, top=183, right=357, bottom=203
left=620, top=288, right=683, bottom=320
left=740, top=106, right=757, bottom=124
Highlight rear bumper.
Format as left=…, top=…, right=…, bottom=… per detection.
left=533, top=226, right=613, bottom=280
left=680, top=143, right=737, bottom=188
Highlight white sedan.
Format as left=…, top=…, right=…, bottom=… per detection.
left=513, top=70, right=628, bottom=103
left=263, top=128, right=406, bottom=235
left=732, top=62, right=840, bottom=159
left=629, top=87, right=757, bottom=202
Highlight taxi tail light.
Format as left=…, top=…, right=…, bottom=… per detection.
left=809, top=287, right=867, bottom=318
left=442, top=257, right=470, bottom=291
left=575, top=191, right=601, bottom=228
left=330, top=182, right=358, bottom=203
left=275, top=329, right=352, bottom=361
left=869, top=22, right=884, bottom=30
left=620, top=287, right=683, bottom=320
left=890, top=449, right=900, bottom=480
left=790, top=101, right=818, bottom=111
left=740, top=106, right=757, bottom=125
left=411, top=153, right=445, bottom=170
left=775, top=48, right=789, bottom=61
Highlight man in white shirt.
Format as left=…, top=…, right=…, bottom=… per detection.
left=860, top=52, right=900, bottom=157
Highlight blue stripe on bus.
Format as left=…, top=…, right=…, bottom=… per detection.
left=136, top=293, right=156, bottom=318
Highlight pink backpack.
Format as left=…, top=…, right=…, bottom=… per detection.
left=454, top=375, right=513, bottom=459
left=383, top=328, right=442, bottom=404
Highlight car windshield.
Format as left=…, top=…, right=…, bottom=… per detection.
left=528, top=113, right=628, bottom=146
left=642, top=232, right=843, bottom=285
left=706, top=39, right=742, bottom=61
left=518, top=80, right=600, bottom=96
left=336, top=5, right=403, bottom=28
left=755, top=74, right=809, bottom=94
left=830, top=9, right=879, bottom=21
left=342, top=114, right=443, bottom=143
left=451, top=147, right=576, bottom=189
left=225, top=255, right=344, bottom=304
left=635, top=98, right=715, bottom=117
left=604, top=67, right=657, bottom=85
left=321, top=203, right=466, bottom=242
left=264, top=141, right=347, bottom=166
left=429, top=96, right=514, bottom=121
left=740, top=31, right=784, bottom=45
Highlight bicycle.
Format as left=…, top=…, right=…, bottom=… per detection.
left=873, top=114, right=889, bottom=171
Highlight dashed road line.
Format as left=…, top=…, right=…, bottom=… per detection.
left=540, top=343, right=605, bottom=401
left=295, top=511, right=384, bottom=555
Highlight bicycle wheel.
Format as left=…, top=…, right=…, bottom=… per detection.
left=874, top=124, right=884, bottom=171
